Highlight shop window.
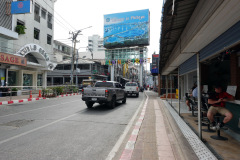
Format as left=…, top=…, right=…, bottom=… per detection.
left=34, top=3, right=40, bottom=23
left=47, top=77, right=51, bottom=86
left=47, top=34, right=52, bottom=45
left=53, top=77, right=63, bottom=85
left=8, top=71, right=17, bottom=86
left=23, top=74, right=33, bottom=89
left=37, top=74, right=42, bottom=86
left=34, top=28, right=40, bottom=40
left=41, top=8, right=46, bottom=19
left=64, top=77, right=71, bottom=84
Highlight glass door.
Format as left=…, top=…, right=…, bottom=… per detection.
left=23, top=74, right=33, bottom=89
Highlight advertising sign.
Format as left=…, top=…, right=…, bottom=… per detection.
left=151, top=54, right=159, bottom=74
left=11, top=1, right=32, bottom=14
left=104, top=9, right=150, bottom=48
left=0, top=52, right=27, bottom=66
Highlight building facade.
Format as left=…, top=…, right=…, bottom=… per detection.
left=78, top=34, right=105, bottom=60
left=0, top=0, right=19, bottom=88
left=53, top=40, right=77, bottom=63
left=159, top=0, right=240, bottom=133
left=0, top=0, right=57, bottom=90
left=47, top=59, right=108, bottom=86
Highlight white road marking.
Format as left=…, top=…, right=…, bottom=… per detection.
left=0, top=100, right=82, bottom=118
left=105, top=94, right=146, bottom=160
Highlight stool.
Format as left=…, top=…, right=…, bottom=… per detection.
left=202, top=119, right=215, bottom=133
left=189, top=100, right=197, bottom=117
left=210, top=114, right=228, bottom=140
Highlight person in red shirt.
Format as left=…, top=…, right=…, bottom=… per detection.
left=207, top=85, right=235, bottom=130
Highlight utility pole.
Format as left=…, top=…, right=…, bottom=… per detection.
left=69, top=26, right=92, bottom=85
left=75, top=50, right=79, bottom=87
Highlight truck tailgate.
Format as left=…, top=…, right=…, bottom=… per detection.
left=125, top=86, right=138, bottom=91
left=83, top=88, right=106, bottom=97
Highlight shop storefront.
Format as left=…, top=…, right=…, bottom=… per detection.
left=6, top=43, right=56, bottom=89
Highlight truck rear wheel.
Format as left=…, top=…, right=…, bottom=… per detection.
left=122, top=94, right=126, bottom=104
left=86, top=101, right=94, bottom=108
left=108, top=96, right=116, bottom=109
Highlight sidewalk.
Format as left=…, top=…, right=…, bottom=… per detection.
left=119, top=91, right=217, bottom=160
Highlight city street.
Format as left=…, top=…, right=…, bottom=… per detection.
left=0, top=93, right=145, bottom=160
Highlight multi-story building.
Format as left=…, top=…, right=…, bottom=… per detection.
left=0, top=0, right=19, bottom=88
left=78, top=34, right=105, bottom=60
left=53, top=40, right=77, bottom=62
left=88, top=34, right=105, bottom=52
left=0, top=0, right=57, bottom=89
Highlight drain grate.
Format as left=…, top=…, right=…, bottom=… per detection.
left=0, top=119, right=34, bottom=128
left=162, top=100, right=217, bottom=160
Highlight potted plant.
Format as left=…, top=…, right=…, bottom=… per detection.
left=15, top=25, right=26, bottom=34
left=11, top=88, right=18, bottom=96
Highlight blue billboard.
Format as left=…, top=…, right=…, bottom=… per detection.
left=104, top=9, right=150, bottom=48
left=11, top=1, right=31, bottom=14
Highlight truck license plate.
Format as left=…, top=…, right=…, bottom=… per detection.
left=129, top=91, right=132, bottom=93
left=92, top=98, right=97, bottom=101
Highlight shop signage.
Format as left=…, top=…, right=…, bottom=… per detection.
left=101, top=58, right=148, bottom=66
left=16, top=43, right=56, bottom=70
left=17, top=44, right=50, bottom=61
left=11, top=1, right=32, bottom=14
left=0, top=52, right=27, bottom=66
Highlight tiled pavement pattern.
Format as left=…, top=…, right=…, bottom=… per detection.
left=131, top=92, right=199, bottom=160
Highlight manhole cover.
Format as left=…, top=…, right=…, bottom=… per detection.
left=0, top=119, right=34, bottom=127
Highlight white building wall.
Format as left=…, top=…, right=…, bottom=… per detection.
left=88, top=35, right=105, bottom=52
left=12, top=0, right=56, bottom=63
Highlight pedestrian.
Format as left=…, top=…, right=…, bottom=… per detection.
left=207, top=85, right=235, bottom=130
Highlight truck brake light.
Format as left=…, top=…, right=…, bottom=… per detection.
left=105, top=90, right=109, bottom=97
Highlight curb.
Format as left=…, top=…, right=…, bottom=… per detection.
left=0, top=97, right=47, bottom=105
left=119, top=92, right=149, bottom=160
left=0, top=93, right=81, bottom=106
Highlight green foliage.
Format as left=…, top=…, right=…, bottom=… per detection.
left=52, top=86, right=64, bottom=96
left=11, top=87, right=18, bottom=91
left=15, top=25, right=26, bottom=34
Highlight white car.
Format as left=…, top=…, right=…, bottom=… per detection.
left=124, top=82, right=139, bottom=97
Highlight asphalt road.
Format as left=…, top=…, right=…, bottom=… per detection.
left=0, top=93, right=145, bottom=160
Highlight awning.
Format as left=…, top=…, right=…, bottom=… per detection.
left=159, top=0, right=199, bottom=74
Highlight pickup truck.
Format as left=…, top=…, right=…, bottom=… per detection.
left=82, top=81, right=126, bottom=109
left=125, top=82, right=139, bottom=97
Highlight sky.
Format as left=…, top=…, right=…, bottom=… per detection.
left=54, top=0, right=163, bottom=60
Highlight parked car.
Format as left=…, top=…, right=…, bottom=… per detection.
left=82, top=81, right=126, bottom=109
left=124, top=82, right=139, bottom=97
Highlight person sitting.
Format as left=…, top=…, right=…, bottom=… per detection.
left=207, top=85, right=235, bottom=130
left=186, top=84, right=197, bottom=111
